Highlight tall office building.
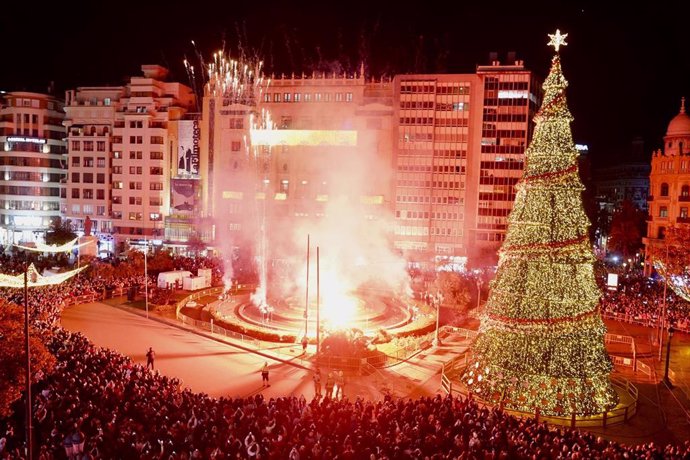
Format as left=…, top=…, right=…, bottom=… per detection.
left=0, top=92, right=66, bottom=245
left=393, top=58, right=539, bottom=268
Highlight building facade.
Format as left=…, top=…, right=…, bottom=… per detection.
left=63, top=65, right=196, bottom=254
left=594, top=138, right=650, bottom=215
left=200, top=69, right=395, bottom=261
left=644, top=98, right=690, bottom=275
left=0, top=92, right=66, bottom=245
left=392, top=59, right=539, bottom=268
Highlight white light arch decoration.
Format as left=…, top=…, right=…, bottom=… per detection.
left=0, top=263, right=86, bottom=289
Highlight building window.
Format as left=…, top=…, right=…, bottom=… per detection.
left=231, top=141, right=242, bottom=152
left=96, top=141, right=106, bottom=151
left=112, top=181, right=123, bottom=189
left=660, top=206, right=668, bottom=218
left=97, top=205, right=106, bottom=216
left=294, top=93, right=301, bottom=102
left=71, top=189, right=80, bottom=199
left=97, top=158, right=106, bottom=168
left=283, top=93, right=291, bottom=102
left=661, top=183, right=669, bottom=196
left=264, top=93, right=271, bottom=102
left=71, top=157, right=80, bottom=166
left=681, top=207, right=688, bottom=219
left=150, top=197, right=162, bottom=206
left=113, top=151, right=122, bottom=159
left=83, top=204, right=93, bottom=215
left=150, top=183, right=163, bottom=191
left=83, top=173, right=93, bottom=183
left=128, top=212, right=142, bottom=221
left=97, top=174, right=105, bottom=184
left=150, top=151, right=163, bottom=160
left=96, top=189, right=105, bottom=200
left=335, top=93, right=343, bottom=102
left=83, top=189, right=93, bottom=199
left=71, top=173, right=80, bottom=183
left=682, top=185, right=689, bottom=197
left=658, top=226, right=666, bottom=239
left=304, top=93, right=312, bottom=102
left=129, top=197, right=142, bottom=205
left=274, top=93, right=281, bottom=103
left=71, top=204, right=80, bottom=214
left=150, top=167, right=163, bottom=175
left=346, top=92, right=353, bottom=102
left=71, top=141, right=81, bottom=151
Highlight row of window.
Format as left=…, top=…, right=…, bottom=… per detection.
left=70, top=173, right=106, bottom=184
left=396, top=195, right=462, bottom=204
left=399, top=118, right=469, bottom=127
left=110, top=166, right=163, bottom=175
left=71, top=140, right=107, bottom=151
left=395, top=210, right=462, bottom=220
left=656, top=183, right=690, bottom=197
left=263, top=92, right=354, bottom=103
left=71, top=189, right=105, bottom=199
left=657, top=206, right=689, bottom=218
left=398, top=165, right=465, bottom=173
left=400, top=85, right=470, bottom=95
left=394, top=225, right=461, bottom=236
left=72, top=157, right=107, bottom=167
left=399, top=102, right=469, bottom=111
left=397, top=180, right=463, bottom=189
left=111, top=182, right=164, bottom=190
left=111, top=151, right=164, bottom=160
left=0, top=200, right=60, bottom=211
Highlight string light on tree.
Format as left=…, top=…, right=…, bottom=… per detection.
left=462, top=30, right=618, bottom=416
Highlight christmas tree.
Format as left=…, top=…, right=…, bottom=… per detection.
left=462, top=31, right=618, bottom=416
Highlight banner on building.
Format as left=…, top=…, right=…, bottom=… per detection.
left=178, top=119, right=200, bottom=176
left=171, top=178, right=200, bottom=216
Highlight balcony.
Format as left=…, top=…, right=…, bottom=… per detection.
left=679, top=196, right=690, bottom=202
left=677, top=217, right=690, bottom=224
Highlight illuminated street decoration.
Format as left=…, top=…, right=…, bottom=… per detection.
left=462, top=31, right=618, bottom=416
left=14, top=237, right=91, bottom=253
left=0, top=263, right=86, bottom=288
left=250, top=129, right=357, bottom=146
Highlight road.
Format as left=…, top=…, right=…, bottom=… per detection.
left=61, top=301, right=314, bottom=399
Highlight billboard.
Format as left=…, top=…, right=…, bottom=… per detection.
left=171, top=178, right=200, bottom=216
left=178, top=119, right=200, bottom=176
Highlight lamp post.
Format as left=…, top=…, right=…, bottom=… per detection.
left=432, top=293, right=442, bottom=347
left=658, top=242, right=669, bottom=361
left=144, top=235, right=149, bottom=319
left=476, top=277, right=483, bottom=310
left=663, top=326, right=675, bottom=388
left=23, top=266, right=32, bottom=460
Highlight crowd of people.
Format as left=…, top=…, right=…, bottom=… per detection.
left=598, top=273, right=690, bottom=331
left=2, top=254, right=690, bottom=458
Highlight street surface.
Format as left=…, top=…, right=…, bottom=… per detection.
left=61, top=301, right=314, bottom=399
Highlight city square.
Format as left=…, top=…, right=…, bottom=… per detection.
left=1, top=2, right=690, bottom=459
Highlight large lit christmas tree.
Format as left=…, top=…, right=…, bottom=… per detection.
left=462, top=31, right=618, bottom=416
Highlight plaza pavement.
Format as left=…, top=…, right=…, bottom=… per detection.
left=60, top=298, right=690, bottom=446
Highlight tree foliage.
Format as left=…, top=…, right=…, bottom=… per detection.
left=607, top=200, right=646, bottom=258
left=433, top=271, right=471, bottom=309
left=44, top=217, right=77, bottom=246
left=0, top=300, right=56, bottom=418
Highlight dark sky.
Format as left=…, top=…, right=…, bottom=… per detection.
left=2, top=1, right=688, bottom=166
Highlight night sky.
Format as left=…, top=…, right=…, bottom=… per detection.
left=2, top=1, right=688, bottom=166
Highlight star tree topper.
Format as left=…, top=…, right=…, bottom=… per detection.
left=547, top=29, right=568, bottom=52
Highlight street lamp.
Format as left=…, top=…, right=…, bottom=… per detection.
left=432, top=293, right=442, bottom=347
left=0, top=262, right=85, bottom=460
left=663, top=326, right=675, bottom=388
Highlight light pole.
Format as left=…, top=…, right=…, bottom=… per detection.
left=663, top=326, right=675, bottom=388
left=658, top=242, right=669, bottom=361
left=304, top=234, right=310, bottom=339
left=476, top=277, right=483, bottom=310
left=432, top=293, right=442, bottom=347
left=144, top=235, right=149, bottom=319
left=23, top=266, right=32, bottom=460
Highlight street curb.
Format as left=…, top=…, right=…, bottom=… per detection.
left=104, top=301, right=313, bottom=371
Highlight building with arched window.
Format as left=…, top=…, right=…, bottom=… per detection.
left=644, top=98, right=690, bottom=275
